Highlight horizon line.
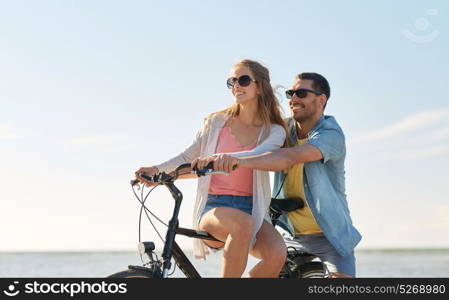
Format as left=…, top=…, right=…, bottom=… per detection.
left=2, top=247, right=449, bottom=254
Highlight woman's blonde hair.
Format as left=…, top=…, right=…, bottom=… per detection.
left=212, top=59, right=289, bottom=143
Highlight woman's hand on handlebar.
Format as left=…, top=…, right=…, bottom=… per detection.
left=135, top=166, right=159, bottom=187
left=191, top=155, right=216, bottom=171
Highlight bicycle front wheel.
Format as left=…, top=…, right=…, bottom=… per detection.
left=107, top=265, right=160, bottom=278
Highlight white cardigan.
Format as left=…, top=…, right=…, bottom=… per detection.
left=156, top=113, right=286, bottom=259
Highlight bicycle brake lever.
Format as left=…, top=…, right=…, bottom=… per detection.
left=130, top=179, right=142, bottom=191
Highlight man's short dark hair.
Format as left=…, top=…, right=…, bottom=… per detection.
left=296, top=72, right=331, bottom=108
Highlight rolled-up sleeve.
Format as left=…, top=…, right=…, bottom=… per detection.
left=307, top=128, right=345, bottom=163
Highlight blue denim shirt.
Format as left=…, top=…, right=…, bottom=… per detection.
left=273, top=115, right=362, bottom=257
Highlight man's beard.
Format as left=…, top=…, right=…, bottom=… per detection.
left=291, top=98, right=318, bottom=123
left=292, top=110, right=314, bottom=123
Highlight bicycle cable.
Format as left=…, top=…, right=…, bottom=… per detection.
left=132, top=184, right=166, bottom=244
left=132, top=169, right=192, bottom=267
left=135, top=168, right=192, bottom=233
left=141, top=185, right=168, bottom=226
left=131, top=184, right=162, bottom=264
left=168, top=260, right=177, bottom=276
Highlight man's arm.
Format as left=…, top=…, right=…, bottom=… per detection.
left=236, top=144, right=323, bottom=171
left=197, top=126, right=344, bottom=172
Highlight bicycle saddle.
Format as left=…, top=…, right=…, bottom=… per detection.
left=270, top=197, right=304, bottom=213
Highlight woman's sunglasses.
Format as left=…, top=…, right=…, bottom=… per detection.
left=285, top=88, right=323, bottom=99
left=226, top=75, right=256, bottom=89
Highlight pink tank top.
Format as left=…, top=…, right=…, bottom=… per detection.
left=208, top=126, right=257, bottom=196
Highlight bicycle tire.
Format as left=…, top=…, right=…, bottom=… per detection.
left=107, top=266, right=158, bottom=278
left=300, top=262, right=326, bottom=278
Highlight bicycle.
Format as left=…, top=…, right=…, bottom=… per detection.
left=107, top=163, right=326, bottom=278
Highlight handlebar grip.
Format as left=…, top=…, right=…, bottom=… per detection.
left=140, top=173, right=154, bottom=182
left=192, top=160, right=238, bottom=171
left=176, top=163, right=192, bottom=172
left=192, top=161, right=214, bottom=171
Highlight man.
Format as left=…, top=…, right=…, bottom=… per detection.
left=193, top=72, right=361, bottom=277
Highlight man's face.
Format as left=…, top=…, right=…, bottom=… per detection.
left=289, top=79, right=322, bottom=123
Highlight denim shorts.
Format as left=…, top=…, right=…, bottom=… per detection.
left=200, top=194, right=253, bottom=251
left=292, top=233, right=356, bottom=277
left=200, top=194, right=253, bottom=220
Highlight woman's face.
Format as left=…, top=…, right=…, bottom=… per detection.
left=229, top=66, right=259, bottom=105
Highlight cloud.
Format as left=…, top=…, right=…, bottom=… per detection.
left=349, top=109, right=449, bottom=145
left=379, top=144, right=449, bottom=161
left=348, top=109, right=449, bottom=161
left=428, top=124, right=449, bottom=142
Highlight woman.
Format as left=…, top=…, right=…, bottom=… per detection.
left=136, top=59, right=288, bottom=277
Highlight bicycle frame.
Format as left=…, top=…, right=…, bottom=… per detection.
left=157, top=180, right=220, bottom=278
left=134, top=165, right=326, bottom=279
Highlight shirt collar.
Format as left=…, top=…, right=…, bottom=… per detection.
left=288, top=115, right=325, bottom=144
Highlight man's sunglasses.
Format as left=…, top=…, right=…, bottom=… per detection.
left=285, top=88, right=323, bottom=99
left=226, top=75, right=256, bottom=89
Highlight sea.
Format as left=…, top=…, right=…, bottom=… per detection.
left=1, top=249, right=449, bottom=278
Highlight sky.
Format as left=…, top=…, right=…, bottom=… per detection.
left=1, top=0, right=448, bottom=252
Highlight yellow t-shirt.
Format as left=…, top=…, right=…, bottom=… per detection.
left=284, top=138, right=322, bottom=235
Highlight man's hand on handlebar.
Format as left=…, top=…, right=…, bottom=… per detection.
left=135, top=166, right=159, bottom=187
left=192, top=154, right=239, bottom=173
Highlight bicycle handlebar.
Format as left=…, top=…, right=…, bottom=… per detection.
left=131, top=162, right=229, bottom=186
